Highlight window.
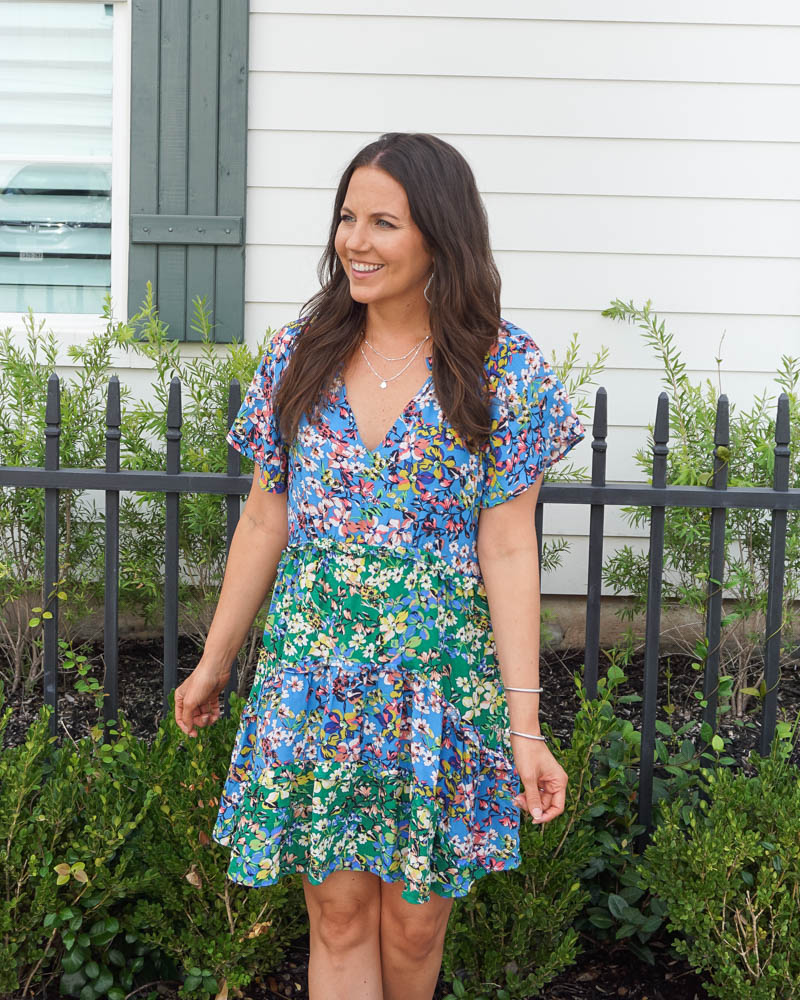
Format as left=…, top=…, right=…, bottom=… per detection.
left=0, top=2, right=114, bottom=314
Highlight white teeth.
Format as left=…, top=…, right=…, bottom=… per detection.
left=351, top=262, right=383, bottom=272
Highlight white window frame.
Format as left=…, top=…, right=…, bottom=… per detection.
left=0, top=0, right=131, bottom=339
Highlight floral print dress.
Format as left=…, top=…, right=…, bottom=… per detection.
left=212, top=317, right=585, bottom=904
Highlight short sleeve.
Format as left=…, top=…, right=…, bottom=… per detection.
left=226, top=324, right=294, bottom=493
left=479, top=331, right=586, bottom=508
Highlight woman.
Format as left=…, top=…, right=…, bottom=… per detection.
left=174, top=132, right=585, bottom=1000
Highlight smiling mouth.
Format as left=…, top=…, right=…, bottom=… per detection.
left=351, top=262, right=384, bottom=273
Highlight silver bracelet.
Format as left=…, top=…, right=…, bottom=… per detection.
left=510, top=729, right=547, bottom=742
left=504, top=686, right=542, bottom=693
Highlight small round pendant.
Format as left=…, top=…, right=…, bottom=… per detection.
left=380, top=380, right=387, bottom=389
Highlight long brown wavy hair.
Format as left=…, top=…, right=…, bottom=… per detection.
left=274, top=132, right=502, bottom=453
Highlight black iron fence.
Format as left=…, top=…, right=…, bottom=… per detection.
left=0, top=376, right=797, bottom=833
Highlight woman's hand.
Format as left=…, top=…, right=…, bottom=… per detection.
left=511, top=737, right=567, bottom=824
left=174, top=664, right=230, bottom=738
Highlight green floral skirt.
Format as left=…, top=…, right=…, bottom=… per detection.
left=212, top=538, right=522, bottom=904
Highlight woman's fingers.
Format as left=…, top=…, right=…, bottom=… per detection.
left=175, top=693, right=205, bottom=737
left=174, top=672, right=225, bottom=737
left=515, top=780, right=566, bottom=823
left=535, top=783, right=565, bottom=822
left=174, top=687, right=190, bottom=734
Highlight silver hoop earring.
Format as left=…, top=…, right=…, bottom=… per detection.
left=423, top=268, right=434, bottom=305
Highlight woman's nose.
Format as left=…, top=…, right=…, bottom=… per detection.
left=345, top=221, right=370, bottom=252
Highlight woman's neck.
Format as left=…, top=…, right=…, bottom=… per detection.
left=364, top=299, right=431, bottom=355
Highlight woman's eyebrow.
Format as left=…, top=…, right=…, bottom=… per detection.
left=340, top=205, right=401, bottom=221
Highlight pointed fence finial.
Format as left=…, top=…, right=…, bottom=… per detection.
left=45, top=372, right=61, bottom=425
left=651, top=392, right=669, bottom=489
left=106, top=375, right=121, bottom=429
left=773, top=393, right=790, bottom=492
left=591, top=387, right=607, bottom=487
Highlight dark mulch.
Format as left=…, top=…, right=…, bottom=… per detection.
left=221, top=933, right=712, bottom=1000
left=3, top=635, right=799, bottom=999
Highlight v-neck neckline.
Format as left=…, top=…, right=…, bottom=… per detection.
left=337, top=355, right=433, bottom=456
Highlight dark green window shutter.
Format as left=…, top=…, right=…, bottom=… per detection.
left=128, top=0, right=248, bottom=343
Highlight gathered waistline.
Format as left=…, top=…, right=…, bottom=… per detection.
left=281, top=536, right=485, bottom=590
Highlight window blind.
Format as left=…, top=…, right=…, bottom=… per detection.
left=0, top=1, right=113, bottom=314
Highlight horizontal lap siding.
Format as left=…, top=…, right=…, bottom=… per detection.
left=252, top=15, right=800, bottom=84
left=251, top=74, right=799, bottom=141
left=250, top=133, right=800, bottom=200
left=252, top=2, right=800, bottom=25
left=243, top=7, right=798, bottom=594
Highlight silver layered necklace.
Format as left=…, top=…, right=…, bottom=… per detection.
left=360, top=332, right=431, bottom=389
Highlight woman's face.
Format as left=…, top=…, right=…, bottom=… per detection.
left=334, top=165, right=433, bottom=311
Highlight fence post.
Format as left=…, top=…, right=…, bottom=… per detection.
left=222, top=378, right=242, bottom=719
left=759, top=393, right=791, bottom=756
left=43, top=374, right=61, bottom=740
left=584, top=387, right=607, bottom=699
left=702, top=395, right=729, bottom=738
left=162, top=378, right=182, bottom=721
left=103, top=378, right=121, bottom=736
left=636, top=392, right=669, bottom=841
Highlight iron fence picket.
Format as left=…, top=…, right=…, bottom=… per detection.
left=163, top=378, right=182, bottom=720
left=702, top=396, right=730, bottom=738
left=43, top=374, right=61, bottom=740
left=584, top=387, right=607, bottom=700
left=637, top=393, right=670, bottom=837
left=103, top=377, right=121, bottom=736
left=760, top=393, right=791, bottom=756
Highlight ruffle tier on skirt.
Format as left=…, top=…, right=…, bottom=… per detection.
left=211, top=537, right=522, bottom=905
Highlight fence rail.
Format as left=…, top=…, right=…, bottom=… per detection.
left=1, top=375, right=798, bottom=834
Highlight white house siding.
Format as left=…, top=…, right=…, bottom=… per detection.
left=4, top=2, right=798, bottom=598
left=243, top=1, right=800, bottom=595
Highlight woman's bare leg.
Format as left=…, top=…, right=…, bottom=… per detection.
left=302, top=870, right=383, bottom=1000
left=379, top=878, right=454, bottom=1000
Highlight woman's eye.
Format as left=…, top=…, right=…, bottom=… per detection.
left=376, top=219, right=395, bottom=229
left=339, top=213, right=354, bottom=223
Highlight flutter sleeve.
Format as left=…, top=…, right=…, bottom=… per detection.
left=479, top=332, right=586, bottom=508
left=226, top=325, right=292, bottom=494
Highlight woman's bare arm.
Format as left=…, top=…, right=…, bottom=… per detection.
left=477, top=476, right=568, bottom=825
left=476, top=476, right=544, bottom=736
left=196, top=466, right=289, bottom=680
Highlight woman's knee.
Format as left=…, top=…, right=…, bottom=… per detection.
left=380, top=886, right=453, bottom=959
left=388, top=916, right=444, bottom=959
left=304, top=871, right=381, bottom=951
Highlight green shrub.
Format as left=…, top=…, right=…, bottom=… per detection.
left=0, top=676, right=305, bottom=998
left=115, top=283, right=272, bottom=682
left=0, top=288, right=272, bottom=693
left=539, top=333, right=608, bottom=574
left=127, top=688, right=307, bottom=998
left=601, top=298, right=800, bottom=722
left=8, top=648, right=795, bottom=998
left=568, top=659, right=665, bottom=966
left=636, top=722, right=800, bottom=1000
left=440, top=664, right=643, bottom=998
left=0, top=310, right=129, bottom=689
left=0, top=682, right=164, bottom=998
